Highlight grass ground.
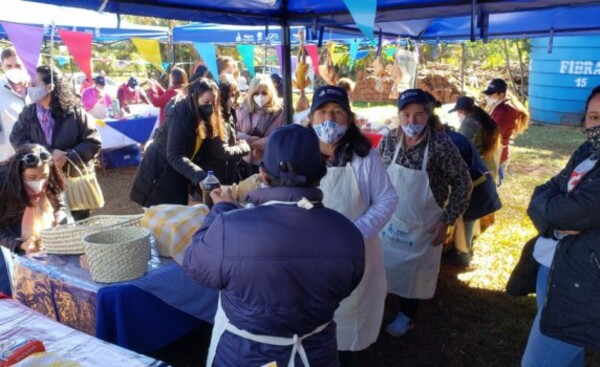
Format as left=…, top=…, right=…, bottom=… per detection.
left=95, top=122, right=599, bottom=366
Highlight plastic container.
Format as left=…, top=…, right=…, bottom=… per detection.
left=200, top=171, right=221, bottom=208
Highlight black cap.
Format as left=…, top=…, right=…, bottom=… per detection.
left=397, top=89, right=430, bottom=110
left=93, top=75, right=105, bottom=86
left=262, top=124, right=325, bottom=184
left=483, top=78, right=507, bottom=95
left=128, top=77, right=139, bottom=88
left=449, top=96, right=475, bottom=113
left=311, top=86, right=351, bottom=113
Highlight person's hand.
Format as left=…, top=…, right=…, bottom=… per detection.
left=558, top=230, right=581, bottom=236
left=247, top=136, right=260, bottom=144
left=210, top=187, right=236, bottom=205
left=238, top=140, right=250, bottom=150
left=429, top=221, right=449, bottom=247
left=250, top=140, right=264, bottom=150
left=52, top=149, right=68, bottom=169
left=20, top=237, right=43, bottom=255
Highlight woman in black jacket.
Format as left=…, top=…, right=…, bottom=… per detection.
left=130, top=78, right=225, bottom=207
left=522, top=86, right=600, bottom=366
left=0, top=144, right=66, bottom=295
left=10, top=65, right=101, bottom=220
left=194, top=75, right=250, bottom=185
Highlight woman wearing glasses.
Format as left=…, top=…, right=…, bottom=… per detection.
left=0, top=144, right=66, bottom=295
left=235, top=74, right=283, bottom=177
left=10, top=65, right=101, bottom=220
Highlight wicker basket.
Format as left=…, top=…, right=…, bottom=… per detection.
left=41, top=215, right=143, bottom=255
left=83, top=227, right=151, bottom=283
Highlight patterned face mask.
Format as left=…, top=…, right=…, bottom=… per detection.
left=313, top=120, right=348, bottom=145
left=401, top=123, right=426, bottom=138
left=585, top=125, right=600, bottom=150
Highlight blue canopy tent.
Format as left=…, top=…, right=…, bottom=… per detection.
left=0, top=0, right=168, bottom=42
left=25, top=0, right=600, bottom=121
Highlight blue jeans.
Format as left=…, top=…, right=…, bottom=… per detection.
left=0, top=250, right=11, bottom=296
left=521, top=266, right=584, bottom=367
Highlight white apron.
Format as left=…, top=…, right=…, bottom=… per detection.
left=205, top=199, right=329, bottom=367
left=321, top=163, right=387, bottom=351
left=88, top=96, right=108, bottom=119
left=382, top=140, right=444, bottom=299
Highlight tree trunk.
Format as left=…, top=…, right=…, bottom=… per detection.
left=515, top=40, right=526, bottom=102
left=502, top=40, right=519, bottom=101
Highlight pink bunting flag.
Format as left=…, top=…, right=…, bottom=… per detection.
left=0, top=22, right=44, bottom=81
left=304, top=45, right=320, bottom=75
left=58, top=29, right=93, bottom=81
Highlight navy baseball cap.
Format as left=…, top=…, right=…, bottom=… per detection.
left=128, top=77, right=139, bottom=88
left=483, top=78, right=507, bottom=95
left=449, top=96, right=475, bottom=113
left=93, top=75, right=105, bottom=86
left=262, top=124, right=325, bottom=184
left=397, top=89, right=430, bottom=110
left=311, top=86, right=351, bottom=113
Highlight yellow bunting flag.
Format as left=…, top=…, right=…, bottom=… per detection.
left=332, top=52, right=345, bottom=65
left=131, top=38, right=165, bottom=73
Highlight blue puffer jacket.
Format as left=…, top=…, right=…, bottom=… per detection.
left=183, top=186, right=365, bottom=366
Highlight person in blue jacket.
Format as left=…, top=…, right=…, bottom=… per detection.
left=182, top=124, right=365, bottom=366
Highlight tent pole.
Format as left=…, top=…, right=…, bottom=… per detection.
left=461, top=42, right=465, bottom=94
left=280, top=21, right=293, bottom=124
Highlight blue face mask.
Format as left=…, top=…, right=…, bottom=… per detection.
left=313, top=120, right=348, bottom=145
left=401, top=123, right=426, bottom=138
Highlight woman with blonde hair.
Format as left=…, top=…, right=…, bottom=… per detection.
left=130, top=78, right=225, bottom=207
left=235, top=74, right=284, bottom=176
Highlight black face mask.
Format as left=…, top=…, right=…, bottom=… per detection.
left=198, top=104, right=214, bottom=118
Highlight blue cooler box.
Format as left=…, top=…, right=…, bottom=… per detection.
left=101, top=144, right=142, bottom=168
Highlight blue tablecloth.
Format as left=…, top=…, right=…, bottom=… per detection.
left=12, top=243, right=218, bottom=353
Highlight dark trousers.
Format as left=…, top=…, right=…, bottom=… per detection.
left=400, top=297, right=421, bottom=319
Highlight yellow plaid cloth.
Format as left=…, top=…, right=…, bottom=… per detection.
left=141, top=204, right=209, bottom=264
left=13, top=352, right=80, bottom=367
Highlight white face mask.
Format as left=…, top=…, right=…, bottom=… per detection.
left=27, top=85, right=48, bottom=103
left=254, top=95, right=268, bottom=108
left=5, top=68, right=28, bottom=85
left=485, top=95, right=497, bottom=105
left=24, top=179, right=47, bottom=194
left=401, top=123, right=426, bottom=138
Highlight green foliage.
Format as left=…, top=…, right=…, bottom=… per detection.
left=422, top=39, right=531, bottom=70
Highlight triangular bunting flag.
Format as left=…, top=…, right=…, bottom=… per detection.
left=193, top=43, right=219, bottom=83
left=342, top=0, right=377, bottom=40
left=132, top=38, right=165, bottom=73
left=236, top=44, right=256, bottom=77
left=58, top=29, right=93, bottom=80
left=304, top=44, right=320, bottom=75
left=1, top=22, right=44, bottom=81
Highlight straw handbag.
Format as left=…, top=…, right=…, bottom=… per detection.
left=83, top=227, right=151, bottom=283
left=141, top=204, right=209, bottom=263
left=64, top=152, right=105, bottom=211
left=42, top=215, right=142, bottom=255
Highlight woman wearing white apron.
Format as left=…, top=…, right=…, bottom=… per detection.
left=81, top=75, right=112, bottom=119
left=378, top=89, right=472, bottom=337
left=307, top=86, right=398, bottom=366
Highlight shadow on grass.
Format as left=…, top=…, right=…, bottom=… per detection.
left=356, top=264, right=537, bottom=367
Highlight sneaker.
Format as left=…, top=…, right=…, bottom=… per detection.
left=443, top=248, right=470, bottom=267
left=386, top=312, right=414, bottom=337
